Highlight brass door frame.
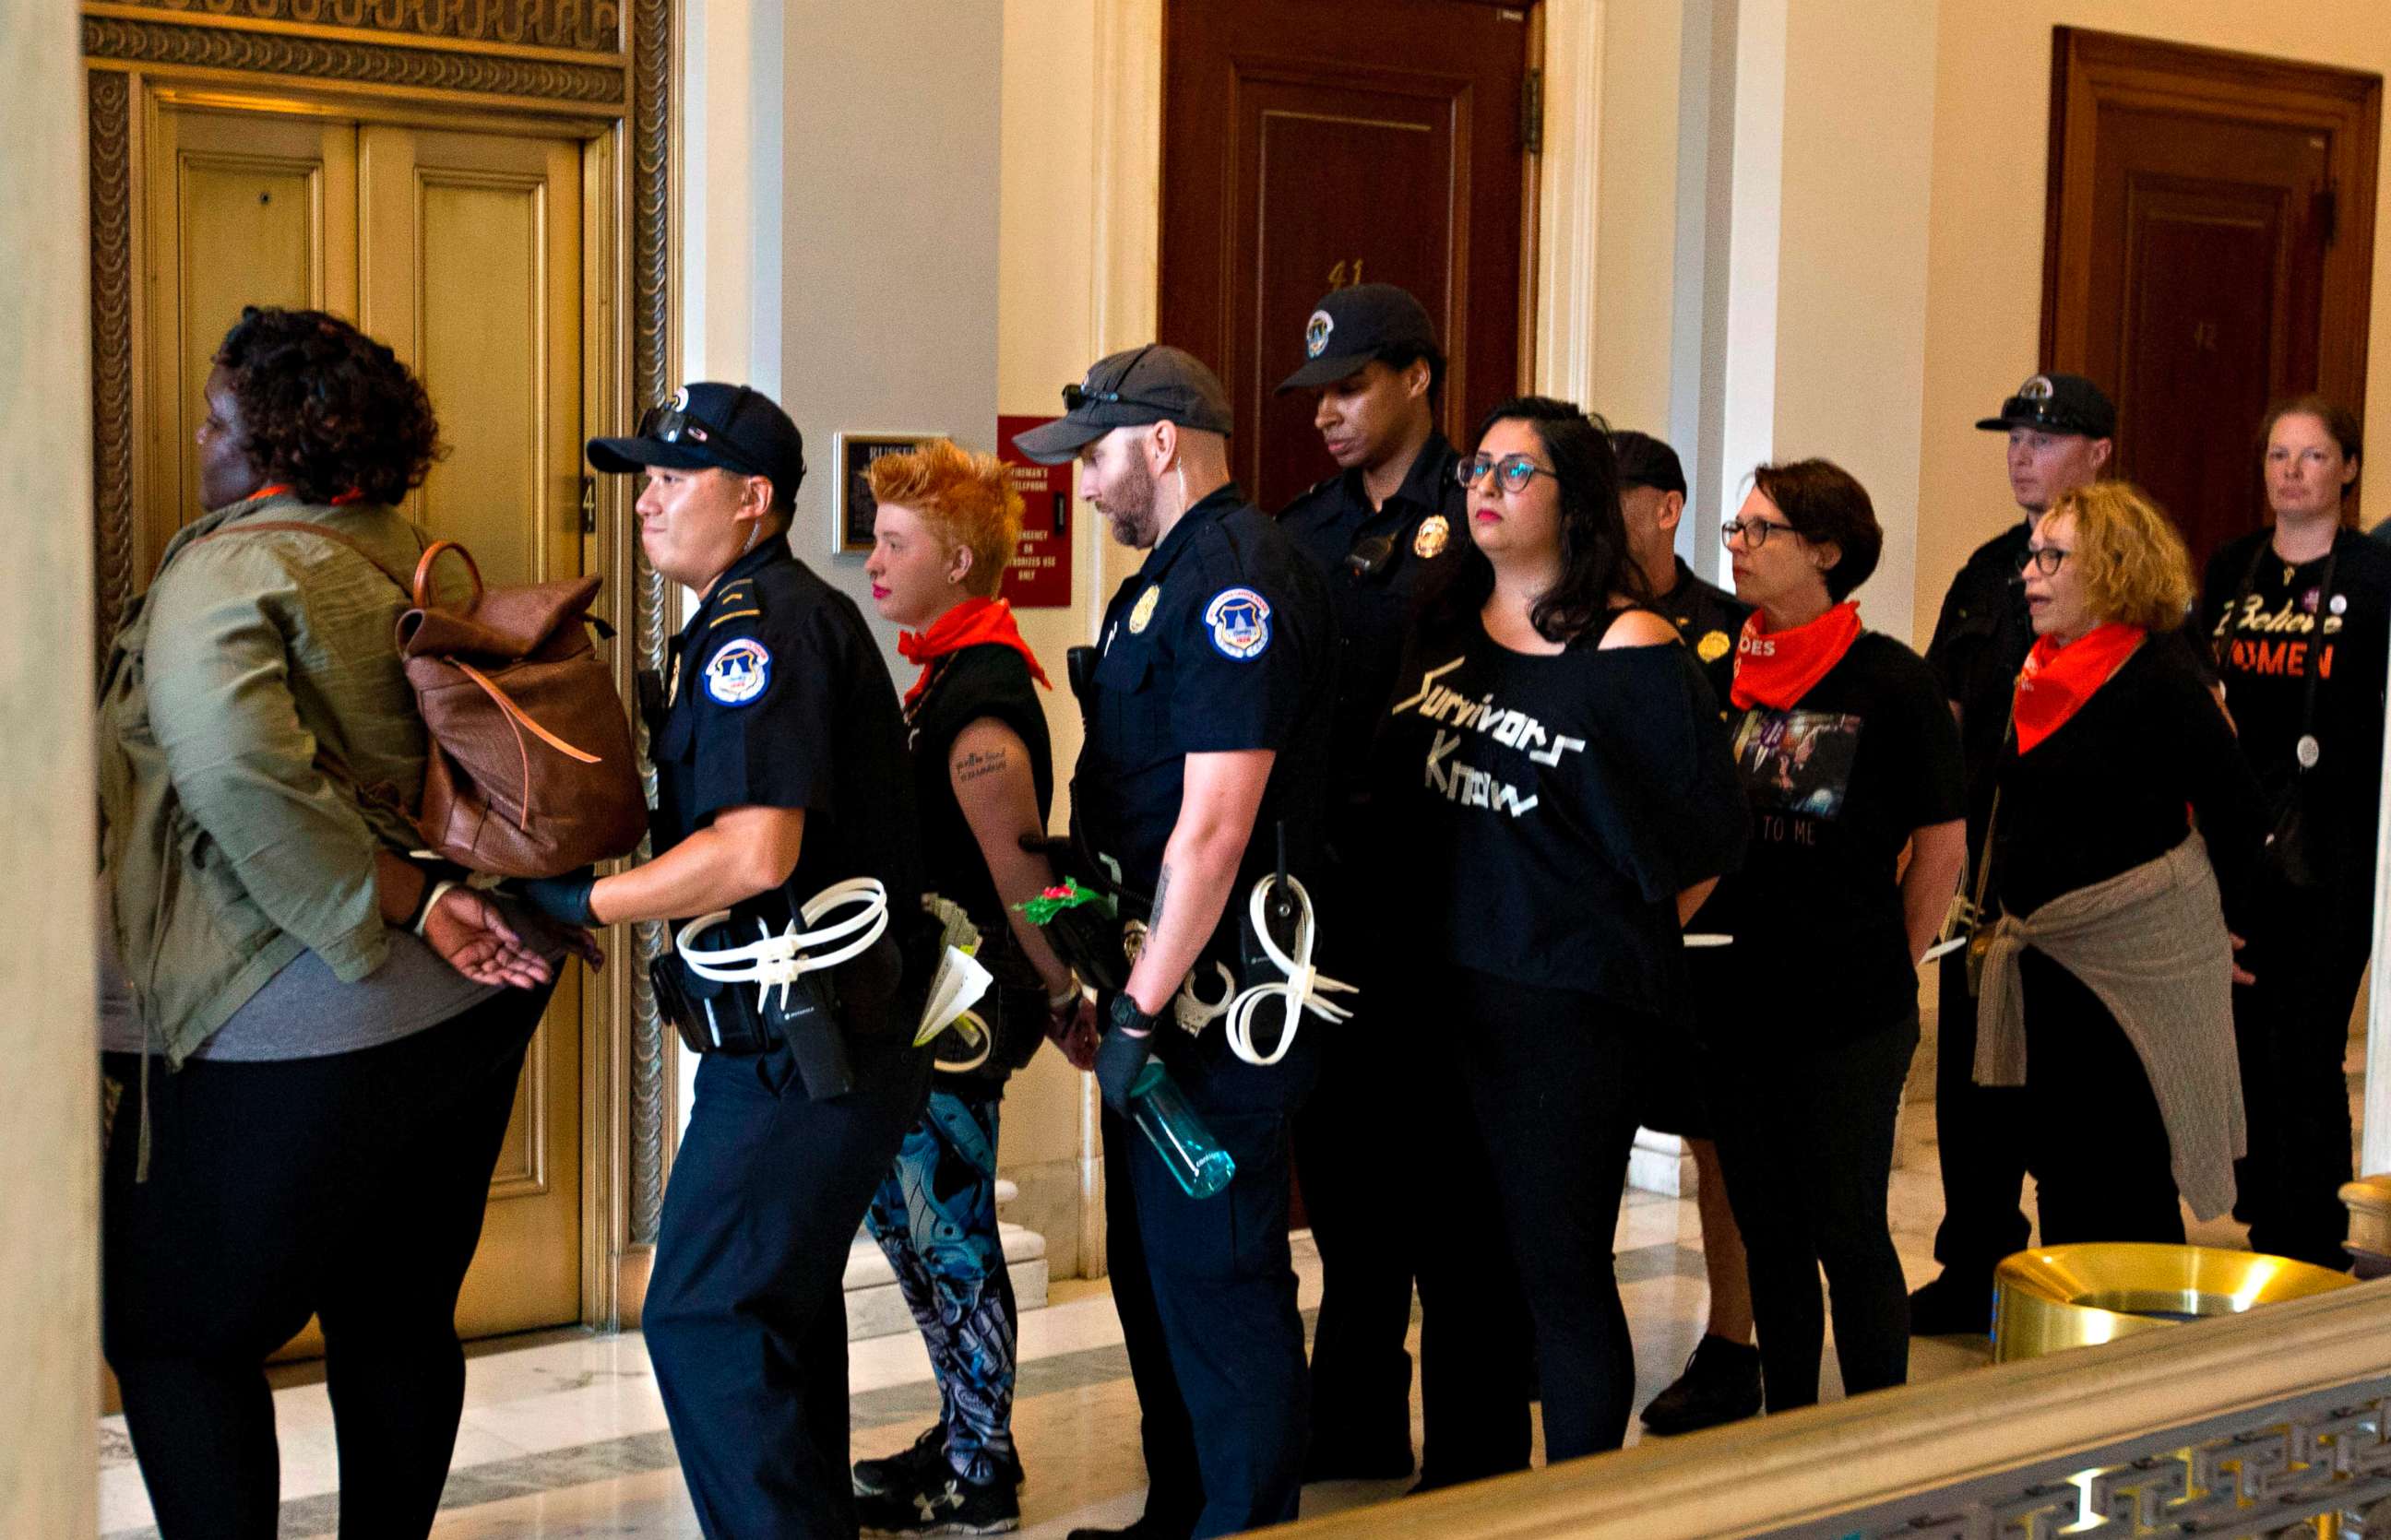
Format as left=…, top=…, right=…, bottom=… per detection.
left=84, top=0, right=677, bottom=1331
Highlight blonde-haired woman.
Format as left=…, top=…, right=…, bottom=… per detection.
left=1974, top=482, right=2265, bottom=1243
left=856, top=439, right=1090, bottom=1534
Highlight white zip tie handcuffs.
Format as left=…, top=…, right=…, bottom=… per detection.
left=676, top=876, right=891, bottom=1016
left=1172, top=873, right=1357, bottom=1066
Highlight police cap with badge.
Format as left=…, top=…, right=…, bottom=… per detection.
left=1274, top=282, right=1440, bottom=394
left=1975, top=373, right=2117, bottom=440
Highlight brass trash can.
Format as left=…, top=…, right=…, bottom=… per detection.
left=1992, top=1242, right=2357, bottom=1363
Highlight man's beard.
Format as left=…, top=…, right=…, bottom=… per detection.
left=1101, top=457, right=1161, bottom=550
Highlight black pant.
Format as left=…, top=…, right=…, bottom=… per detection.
left=645, top=1033, right=931, bottom=1540
left=2017, top=952, right=2184, bottom=1245
left=1103, top=1093, right=1309, bottom=1540
left=1415, top=968, right=1634, bottom=1473
left=1707, top=1014, right=1918, bottom=1412
left=2233, top=879, right=2369, bottom=1271
left=102, top=984, right=551, bottom=1540
left=1928, top=953, right=2031, bottom=1280
left=1289, top=956, right=1418, bottom=1466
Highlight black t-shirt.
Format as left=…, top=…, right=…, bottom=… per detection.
left=1374, top=603, right=1746, bottom=1013
left=1656, top=556, right=1751, bottom=707
left=1699, top=632, right=1965, bottom=1042
left=648, top=542, right=921, bottom=935
left=1925, top=522, right=2032, bottom=846
left=2202, top=527, right=2391, bottom=896
left=1991, top=634, right=2263, bottom=925
left=1276, top=433, right=1469, bottom=823
left=905, top=643, right=1055, bottom=930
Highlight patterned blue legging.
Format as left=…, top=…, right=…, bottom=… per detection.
left=864, top=1087, right=1018, bottom=1487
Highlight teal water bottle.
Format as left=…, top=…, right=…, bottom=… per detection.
left=1129, top=1062, right=1236, bottom=1199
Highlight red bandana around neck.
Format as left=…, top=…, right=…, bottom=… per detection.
left=2012, top=622, right=2144, bottom=754
left=249, top=483, right=364, bottom=505
left=1730, top=600, right=1862, bottom=710
left=898, top=596, right=1054, bottom=708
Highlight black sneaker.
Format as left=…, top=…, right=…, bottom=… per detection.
left=857, top=1471, right=1020, bottom=1536
left=1065, top=1522, right=1190, bottom=1540
left=1907, top=1273, right=1993, bottom=1336
left=856, top=1425, right=1025, bottom=1497
left=1638, top=1334, right=1762, bottom=1435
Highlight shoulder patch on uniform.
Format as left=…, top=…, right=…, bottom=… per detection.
left=1203, top=586, right=1272, bottom=660
left=703, top=637, right=772, bottom=706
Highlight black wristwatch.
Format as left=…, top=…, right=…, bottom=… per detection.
left=1107, top=993, right=1160, bottom=1037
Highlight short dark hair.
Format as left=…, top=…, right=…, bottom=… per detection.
left=1454, top=396, right=1650, bottom=644
left=1750, top=458, right=1882, bottom=602
left=2261, top=394, right=2363, bottom=497
left=1374, top=342, right=1446, bottom=408
left=213, top=306, right=442, bottom=507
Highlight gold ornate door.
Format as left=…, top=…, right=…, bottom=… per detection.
left=139, top=98, right=589, bottom=1340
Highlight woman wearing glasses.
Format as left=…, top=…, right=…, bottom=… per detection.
left=1973, top=482, right=2261, bottom=1248
left=1698, top=460, right=1964, bottom=1415
left=1376, top=397, right=1744, bottom=1473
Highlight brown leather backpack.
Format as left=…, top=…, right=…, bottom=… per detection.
left=198, top=521, right=648, bottom=877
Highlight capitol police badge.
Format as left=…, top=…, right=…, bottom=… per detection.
left=1697, top=630, right=1732, bottom=664
left=1304, top=310, right=1334, bottom=359
left=1129, top=586, right=1161, bottom=634
left=2020, top=374, right=2054, bottom=400
left=1413, top=515, right=1451, bottom=559
left=703, top=637, right=772, bottom=706
left=1205, top=587, right=1272, bottom=659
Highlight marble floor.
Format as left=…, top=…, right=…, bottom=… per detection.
left=93, top=1081, right=2319, bottom=1539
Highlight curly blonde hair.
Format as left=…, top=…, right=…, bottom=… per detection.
left=866, top=439, right=1024, bottom=598
left=2044, top=481, right=2194, bottom=631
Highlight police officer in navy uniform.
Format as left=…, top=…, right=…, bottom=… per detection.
left=1909, top=373, right=2114, bottom=1337
left=1268, top=281, right=1464, bottom=1481
left=1609, top=427, right=1766, bottom=1434
left=1014, top=345, right=1334, bottom=1540
left=523, top=382, right=931, bottom=1538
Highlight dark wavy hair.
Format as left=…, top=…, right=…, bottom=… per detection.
left=1444, top=396, right=1650, bottom=645
left=1749, top=459, right=1882, bottom=601
left=213, top=306, right=443, bottom=506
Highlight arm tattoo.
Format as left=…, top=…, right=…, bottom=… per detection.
left=954, top=746, right=1009, bottom=785
left=1148, top=862, right=1173, bottom=931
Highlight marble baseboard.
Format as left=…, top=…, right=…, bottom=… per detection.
left=1627, top=1129, right=1697, bottom=1198
left=1000, top=1156, right=1087, bottom=1280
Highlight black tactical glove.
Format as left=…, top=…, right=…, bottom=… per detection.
left=1097, top=993, right=1159, bottom=1116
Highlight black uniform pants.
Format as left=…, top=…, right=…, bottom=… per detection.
left=2233, top=880, right=2368, bottom=1272
left=1928, top=953, right=2031, bottom=1281
left=1707, top=1014, right=1918, bottom=1412
left=2018, top=952, right=2184, bottom=1246
left=1287, top=875, right=1418, bottom=1468
left=645, top=1035, right=931, bottom=1540
left=1101, top=1091, right=1308, bottom=1540
left=1415, top=968, right=1633, bottom=1475
left=102, top=984, right=551, bottom=1540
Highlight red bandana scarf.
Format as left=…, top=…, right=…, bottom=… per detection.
left=898, top=596, right=1053, bottom=708
left=250, top=483, right=365, bottom=505
left=2012, top=622, right=2143, bottom=754
left=1730, top=600, right=1862, bottom=710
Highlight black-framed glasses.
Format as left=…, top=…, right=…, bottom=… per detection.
left=2018, top=546, right=2071, bottom=575
left=1721, top=516, right=1800, bottom=550
left=1456, top=454, right=1556, bottom=493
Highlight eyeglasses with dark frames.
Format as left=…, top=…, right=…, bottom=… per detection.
left=1455, top=454, right=1557, bottom=493
left=2018, top=546, right=2071, bottom=575
left=1720, top=516, right=1801, bottom=550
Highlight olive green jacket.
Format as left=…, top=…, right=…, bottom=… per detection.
left=98, top=492, right=434, bottom=1067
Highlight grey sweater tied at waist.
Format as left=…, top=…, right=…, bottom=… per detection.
left=1973, top=831, right=2246, bottom=1221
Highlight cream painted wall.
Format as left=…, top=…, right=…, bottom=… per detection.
left=1592, top=0, right=1684, bottom=438
left=0, top=3, right=98, bottom=1531
left=1917, top=0, right=2391, bottom=638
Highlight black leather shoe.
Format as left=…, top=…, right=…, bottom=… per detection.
left=1303, top=1437, right=1415, bottom=1483
left=1908, top=1273, right=1994, bottom=1336
left=1065, top=1521, right=1190, bottom=1540
left=1638, top=1334, right=1762, bottom=1435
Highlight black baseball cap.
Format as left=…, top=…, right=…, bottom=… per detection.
left=1611, top=430, right=1686, bottom=496
left=1277, top=283, right=1440, bottom=393
left=588, top=382, right=808, bottom=500
left=1976, top=373, right=2116, bottom=439
left=1011, top=345, right=1234, bottom=465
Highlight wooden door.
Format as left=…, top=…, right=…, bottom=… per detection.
left=1160, top=0, right=1536, bottom=514
left=2043, top=28, right=2381, bottom=571
left=139, top=101, right=588, bottom=1345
